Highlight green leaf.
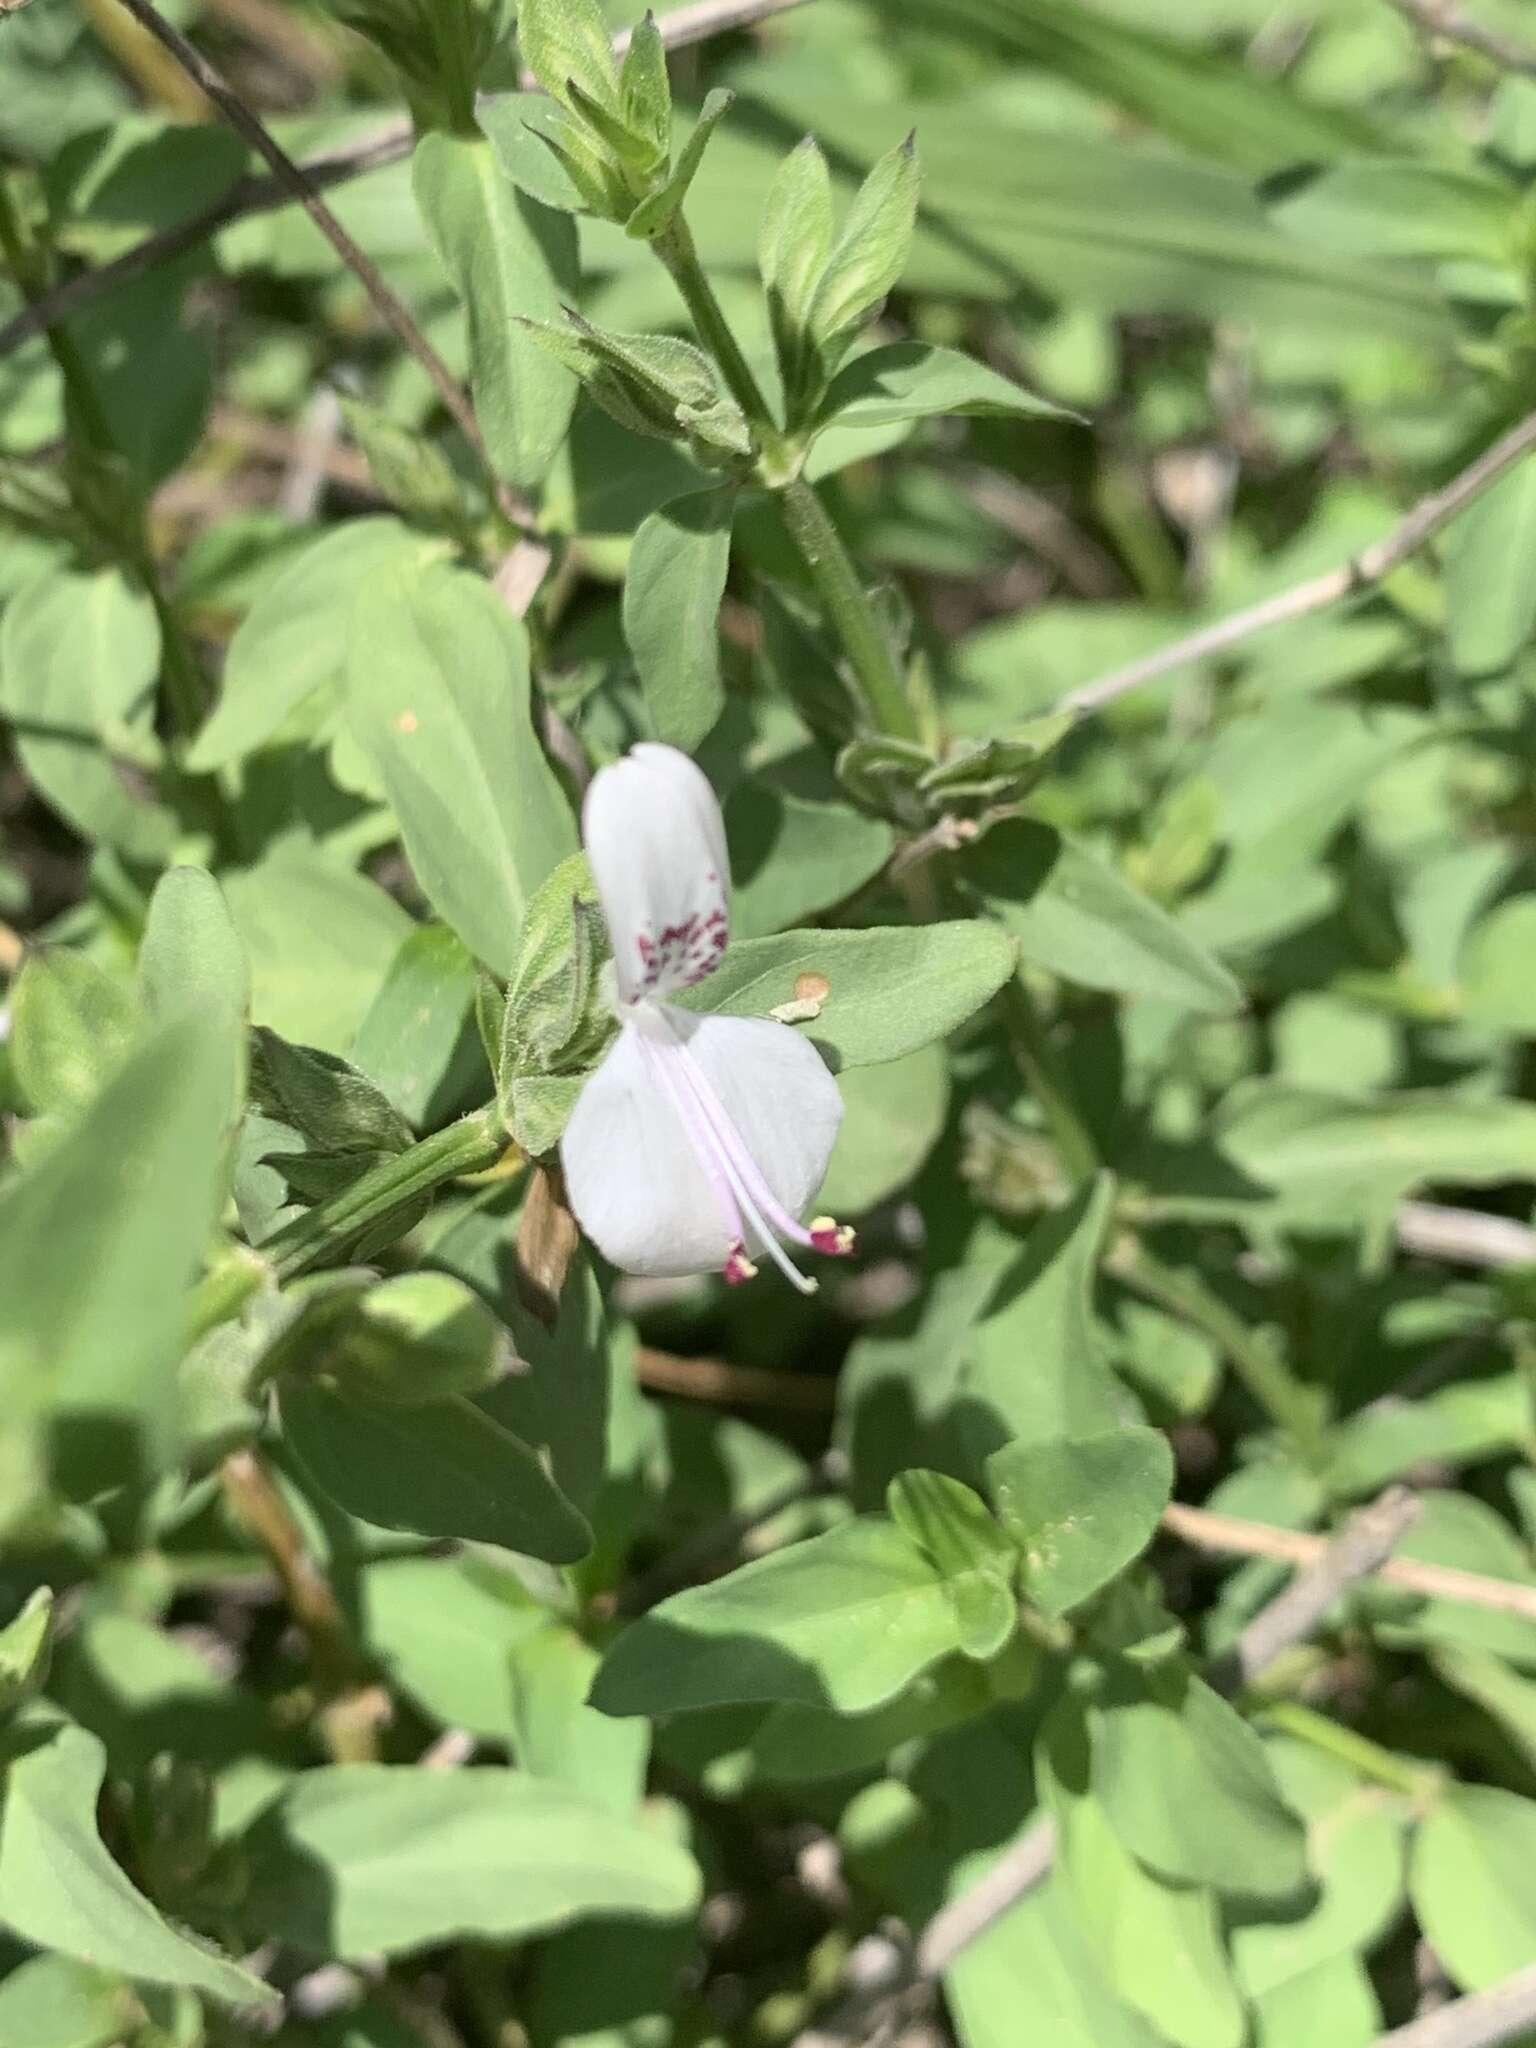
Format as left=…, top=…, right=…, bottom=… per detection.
left=808, top=132, right=920, bottom=359
left=676, top=920, right=1016, bottom=1067
left=477, top=90, right=609, bottom=214
left=1433, top=1648, right=1536, bottom=1777
left=412, top=134, right=579, bottom=489
left=0, top=1716, right=274, bottom=2008
left=344, top=561, right=577, bottom=978
left=622, top=487, right=735, bottom=749
left=1231, top=1738, right=1407, bottom=1999
left=1250, top=1957, right=1378, bottom=2048
left=520, top=312, right=746, bottom=452
left=1411, top=1785, right=1536, bottom=1990
left=235, top=1764, right=699, bottom=1958
left=250, top=1026, right=412, bottom=1182
left=1443, top=459, right=1536, bottom=679
left=760, top=135, right=835, bottom=409
left=352, top=922, right=485, bottom=1128
left=888, top=1469, right=1017, bottom=1659
left=1042, top=1712, right=1244, bottom=2048
left=280, top=1378, right=591, bottom=1564
left=514, top=0, right=620, bottom=114
left=727, top=775, right=892, bottom=941
left=1089, top=1664, right=1309, bottom=1901
left=509, top=1622, right=650, bottom=1813
left=0, top=1588, right=54, bottom=1717
left=339, top=396, right=474, bottom=538
left=818, top=341, right=1067, bottom=430
left=1269, top=158, right=1513, bottom=263
left=963, top=1176, right=1126, bottom=1453
left=363, top=1555, right=547, bottom=1742
left=877, top=0, right=1375, bottom=176
left=186, top=519, right=437, bottom=772
left=9, top=950, right=138, bottom=1120
left=816, top=1042, right=948, bottom=1216
left=747, top=1642, right=1037, bottom=1786
left=139, top=866, right=249, bottom=1116
left=223, top=846, right=414, bottom=1059
left=0, top=1020, right=232, bottom=1500
left=988, top=1428, right=1173, bottom=1619
left=0, top=1954, right=129, bottom=2048
left=625, top=88, right=735, bottom=240
left=1364, top=1491, right=1536, bottom=1669
left=0, top=567, right=173, bottom=860
left=496, top=854, right=612, bottom=1125
left=591, top=1517, right=965, bottom=1717
left=618, top=9, right=671, bottom=158
left=1460, top=896, right=1536, bottom=1034
left=965, top=819, right=1241, bottom=1014
left=677, top=87, right=1449, bottom=337
left=1192, top=1083, right=1536, bottom=1232
left=944, top=1877, right=1167, bottom=2048
left=310, top=1271, right=507, bottom=1407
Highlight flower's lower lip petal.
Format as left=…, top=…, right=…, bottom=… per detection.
left=559, top=1025, right=734, bottom=1278
left=659, top=1007, right=844, bottom=1224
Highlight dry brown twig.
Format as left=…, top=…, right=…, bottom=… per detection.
left=1058, top=403, right=1536, bottom=715
left=1164, top=1498, right=1536, bottom=1623
left=1386, top=0, right=1536, bottom=74
left=1395, top=1200, right=1536, bottom=1270
left=1375, top=1964, right=1536, bottom=2048
left=217, top=1449, right=388, bottom=1762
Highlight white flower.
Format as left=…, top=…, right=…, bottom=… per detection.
left=560, top=743, right=853, bottom=1291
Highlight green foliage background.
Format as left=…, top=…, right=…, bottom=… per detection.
left=5, top=0, right=1536, bottom=2044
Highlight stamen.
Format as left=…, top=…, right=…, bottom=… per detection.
left=724, top=1244, right=759, bottom=1286
left=657, top=1019, right=823, bottom=1255
left=811, top=1216, right=856, bottom=1257
left=634, top=1028, right=745, bottom=1250
left=637, top=1022, right=817, bottom=1295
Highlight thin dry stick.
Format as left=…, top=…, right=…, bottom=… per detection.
left=910, top=1815, right=1058, bottom=1983
left=0, top=0, right=815, bottom=366
left=1212, top=1485, right=1422, bottom=1694
left=103, top=0, right=534, bottom=533
left=1386, top=0, right=1536, bottom=73
left=636, top=1344, right=838, bottom=1411
left=1059, top=404, right=1536, bottom=715
left=1397, top=1199, right=1536, bottom=1270
left=1374, top=1964, right=1536, bottom=2048
left=1163, top=1499, right=1536, bottom=1624
left=218, top=1449, right=388, bottom=1762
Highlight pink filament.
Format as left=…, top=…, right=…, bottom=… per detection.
left=643, top=1013, right=821, bottom=1294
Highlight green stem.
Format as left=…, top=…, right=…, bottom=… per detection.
left=1258, top=1700, right=1443, bottom=1804
left=1118, top=1243, right=1328, bottom=1460
left=0, top=173, right=205, bottom=737
left=187, top=1245, right=269, bottom=1344
left=776, top=475, right=919, bottom=740
left=653, top=213, right=785, bottom=459
left=648, top=207, right=916, bottom=742
left=267, top=1108, right=506, bottom=1281
left=1003, top=975, right=1098, bottom=1182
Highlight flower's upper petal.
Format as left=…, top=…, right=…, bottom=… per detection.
left=560, top=1016, right=734, bottom=1278
left=582, top=743, right=730, bottom=1005
left=665, top=1008, right=843, bottom=1241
